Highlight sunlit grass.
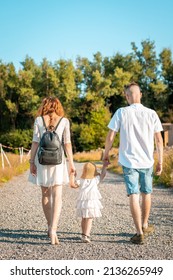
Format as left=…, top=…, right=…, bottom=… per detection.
left=1, top=148, right=173, bottom=188
left=74, top=149, right=103, bottom=162
left=153, top=147, right=173, bottom=187
left=74, top=148, right=118, bottom=162
left=0, top=153, right=29, bottom=185
left=74, top=147, right=173, bottom=187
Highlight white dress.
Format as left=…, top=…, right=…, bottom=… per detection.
left=28, top=116, right=70, bottom=187
left=76, top=176, right=103, bottom=218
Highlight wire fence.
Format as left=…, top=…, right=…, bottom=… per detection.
left=0, top=144, right=30, bottom=169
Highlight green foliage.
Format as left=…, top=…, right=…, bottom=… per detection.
left=159, top=48, right=173, bottom=121
left=0, top=39, right=173, bottom=153
left=0, top=129, right=33, bottom=151
left=72, top=105, right=111, bottom=151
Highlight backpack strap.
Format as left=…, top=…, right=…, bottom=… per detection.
left=41, top=116, right=47, bottom=131
left=41, top=116, right=63, bottom=131
left=55, top=117, right=64, bottom=153
left=54, top=117, right=63, bottom=131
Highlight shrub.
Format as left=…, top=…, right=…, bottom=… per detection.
left=0, top=129, right=33, bottom=152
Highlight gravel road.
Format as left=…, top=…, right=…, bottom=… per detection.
left=0, top=162, right=173, bottom=260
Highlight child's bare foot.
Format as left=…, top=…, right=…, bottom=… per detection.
left=81, top=234, right=91, bottom=243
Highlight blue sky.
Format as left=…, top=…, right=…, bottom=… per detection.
left=0, top=0, right=173, bottom=70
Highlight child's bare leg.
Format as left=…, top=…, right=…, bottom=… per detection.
left=81, top=218, right=93, bottom=236
left=81, top=218, right=85, bottom=234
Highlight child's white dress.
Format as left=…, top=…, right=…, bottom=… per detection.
left=76, top=176, right=103, bottom=218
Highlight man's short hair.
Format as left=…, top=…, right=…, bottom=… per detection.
left=124, top=82, right=141, bottom=92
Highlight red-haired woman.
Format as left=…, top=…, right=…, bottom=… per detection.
left=28, top=97, right=76, bottom=245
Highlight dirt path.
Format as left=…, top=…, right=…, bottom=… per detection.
left=0, top=162, right=173, bottom=260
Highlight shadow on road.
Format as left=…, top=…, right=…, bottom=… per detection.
left=0, top=228, right=131, bottom=244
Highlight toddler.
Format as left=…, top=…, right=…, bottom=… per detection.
left=70, top=162, right=106, bottom=243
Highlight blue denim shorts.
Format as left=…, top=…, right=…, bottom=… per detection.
left=122, top=166, right=153, bottom=195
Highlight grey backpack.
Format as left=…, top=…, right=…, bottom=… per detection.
left=38, top=116, right=63, bottom=165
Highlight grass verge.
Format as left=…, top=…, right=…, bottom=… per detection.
left=0, top=153, right=29, bottom=186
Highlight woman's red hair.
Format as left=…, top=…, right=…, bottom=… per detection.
left=37, top=97, right=64, bottom=117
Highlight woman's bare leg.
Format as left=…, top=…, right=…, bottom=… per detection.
left=41, top=186, right=52, bottom=231
left=49, top=185, right=62, bottom=245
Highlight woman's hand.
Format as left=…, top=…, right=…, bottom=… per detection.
left=30, top=163, right=37, bottom=176
left=69, top=171, right=79, bottom=189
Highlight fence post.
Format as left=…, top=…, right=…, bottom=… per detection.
left=19, top=147, right=24, bottom=163
left=2, top=147, right=11, bottom=167
left=0, top=144, right=5, bottom=169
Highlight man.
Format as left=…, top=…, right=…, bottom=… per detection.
left=103, top=82, right=163, bottom=244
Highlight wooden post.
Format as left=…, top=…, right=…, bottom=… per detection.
left=0, top=144, right=5, bottom=169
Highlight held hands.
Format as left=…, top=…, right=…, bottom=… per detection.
left=99, top=157, right=110, bottom=180
left=102, top=158, right=110, bottom=168
left=69, top=170, right=79, bottom=189
left=69, top=166, right=77, bottom=177
left=100, top=158, right=110, bottom=180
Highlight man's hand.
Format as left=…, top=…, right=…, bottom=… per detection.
left=155, top=163, right=163, bottom=176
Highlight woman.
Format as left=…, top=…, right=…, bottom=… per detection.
left=28, top=96, right=76, bottom=245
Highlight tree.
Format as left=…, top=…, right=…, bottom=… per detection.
left=131, top=39, right=168, bottom=114
left=159, top=48, right=173, bottom=121
left=72, top=102, right=111, bottom=151
left=0, top=62, right=19, bottom=131
left=54, top=59, right=80, bottom=117
left=1, top=39, right=173, bottom=151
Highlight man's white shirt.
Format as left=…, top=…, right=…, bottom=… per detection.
left=108, top=104, right=163, bottom=168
